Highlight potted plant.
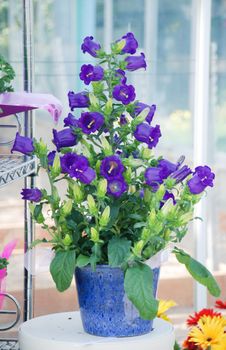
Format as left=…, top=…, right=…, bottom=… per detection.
left=11, top=32, right=220, bottom=337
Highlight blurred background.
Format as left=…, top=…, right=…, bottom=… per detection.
left=0, top=0, right=226, bottom=341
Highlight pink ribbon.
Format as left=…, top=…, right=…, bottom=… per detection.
left=0, top=240, right=17, bottom=309
left=0, top=92, right=62, bottom=122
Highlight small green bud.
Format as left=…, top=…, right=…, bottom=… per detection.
left=148, top=209, right=156, bottom=226
left=87, top=194, right=97, bottom=215
left=51, top=154, right=61, bottom=178
left=62, top=234, right=73, bottom=246
left=104, top=98, right=113, bottom=115
left=180, top=211, right=193, bottom=225
left=111, top=39, right=126, bottom=54
left=164, top=229, right=171, bottom=240
left=141, top=228, right=149, bottom=241
left=123, top=157, right=143, bottom=168
left=156, top=184, right=166, bottom=202
left=132, top=240, right=144, bottom=257
left=165, top=177, right=176, bottom=189
left=144, top=189, right=152, bottom=203
left=97, top=178, right=107, bottom=198
left=89, top=93, right=99, bottom=108
left=95, top=160, right=101, bottom=174
left=72, top=183, right=84, bottom=203
left=52, top=185, right=60, bottom=203
left=131, top=107, right=150, bottom=128
left=141, top=147, right=152, bottom=160
left=128, top=185, right=136, bottom=194
left=90, top=227, right=99, bottom=243
left=99, top=206, right=110, bottom=227
left=101, top=136, right=113, bottom=156
left=92, top=81, right=104, bottom=94
left=62, top=199, right=72, bottom=216
left=124, top=167, right=132, bottom=183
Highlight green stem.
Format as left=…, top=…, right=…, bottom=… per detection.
left=47, top=172, right=61, bottom=239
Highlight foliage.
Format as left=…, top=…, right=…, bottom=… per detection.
left=0, top=54, right=15, bottom=93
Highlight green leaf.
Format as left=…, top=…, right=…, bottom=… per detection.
left=124, top=263, right=158, bottom=320
left=76, top=254, right=90, bottom=268
left=33, top=204, right=45, bottom=224
left=50, top=250, right=76, bottom=292
left=175, top=248, right=221, bottom=297
left=108, top=237, right=131, bottom=267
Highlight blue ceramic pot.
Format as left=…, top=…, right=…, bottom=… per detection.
left=75, top=265, right=160, bottom=337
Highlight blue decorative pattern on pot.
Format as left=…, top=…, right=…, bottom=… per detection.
left=75, top=265, right=160, bottom=337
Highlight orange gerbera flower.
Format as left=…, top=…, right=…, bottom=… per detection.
left=187, top=309, right=222, bottom=326
left=215, top=299, right=226, bottom=309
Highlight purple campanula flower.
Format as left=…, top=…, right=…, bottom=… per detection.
left=144, top=167, right=165, bottom=190
left=68, top=91, right=90, bottom=110
left=21, top=188, right=42, bottom=202
left=47, top=151, right=56, bottom=167
left=115, top=69, right=127, bottom=84
left=120, top=32, right=138, bottom=54
left=113, top=84, right=136, bottom=105
left=125, top=53, right=147, bottom=71
left=160, top=191, right=176, bottom=208
left=11, top=132, right=34, bottom=155
left=120, top=114, right=127, bottom=125
left=52, top=128, right=77, bottom=151
left=135, top=102, right=156, bottom=124
left=64, top=113, right=79, bottom=128
left=69, top=155, right=96, bottom=184
left=158, top=159, right=179, bottom=178
left=100, top=155, right=124, bottom=180
left=170, top=165, right=192, bottom=183
left=107, top=177, right=128, bottom=197
left=79, top=64, right=104, bottom=85
left=81, top=36, right=101, bottom=57
left=60, top=152, right=78, bottom=173
left=78, top=111, right=104, bottom=134
left=187, top=166, right=215, bottom=194
left=134, top=123, right=161, bottom=149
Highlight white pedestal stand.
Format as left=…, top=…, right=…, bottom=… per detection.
left=19, top=312, right=175, bottom=350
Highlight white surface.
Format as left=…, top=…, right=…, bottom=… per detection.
left=19, top=312, right=175, bottom=350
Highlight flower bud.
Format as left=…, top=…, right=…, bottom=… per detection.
left=128, top=185, right=136, bottom=194
left=62, top=234, right=73, bottom=246
left=51, top=154, right=61, bottom=178
left=148, top=209, right=156, bottom=226
left=144, top=189, right=152, bottom=203
left=89, top=93, right=99, bottom=108
left=156, top=184, right=166, bottom=202
left=97, top=178, right=107, bottom=198
left=72, top=183, right=84, bottom=203
left=132, top=240, right=144, bottom=257
left=180, top=211, right=193, bottom=225
left=87, top=194, right=97, bottom=215
left=62, top=199, right=72, bottom=216
left=104, top=98, right=113, bottom=115
left=99, top=206, right=110, bottom=227
left=123, top=157, right=143, bottom=168
left=141, top=228, right=149, bottom=241
left=100, top=136, right=113, bottom=156
left=112, top=39, right=126, bottom=54
left=90, top=227, right=99, bottom=243
left=124, top=167, right=132, bottom=183
left=141, top=147, right=152, bottom=160
left=131, top=107, right=150, bottom=127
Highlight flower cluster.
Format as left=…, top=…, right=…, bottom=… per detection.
left=182, top=305, right=226, bottom=350
left=11, top=33, right=219, bottom=320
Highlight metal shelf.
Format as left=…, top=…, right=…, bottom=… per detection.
left=0, top=339, right=19, bottom=349
left=0, top=155, right=36, bottom=188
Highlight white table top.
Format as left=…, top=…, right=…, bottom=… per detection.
left=19, top=312, right=175, bottom=350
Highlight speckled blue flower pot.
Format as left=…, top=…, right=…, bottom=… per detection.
left=75, top=265, right=160, bottom=337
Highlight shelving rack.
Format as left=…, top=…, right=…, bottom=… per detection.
left=0, top=156, right=36, bottom=188
left=0, top=1, right=34, bottom=349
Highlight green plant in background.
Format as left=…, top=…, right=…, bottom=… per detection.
left=0, top=54, right=15, bottom=93
left=11, top=32, right=220, bottom=320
